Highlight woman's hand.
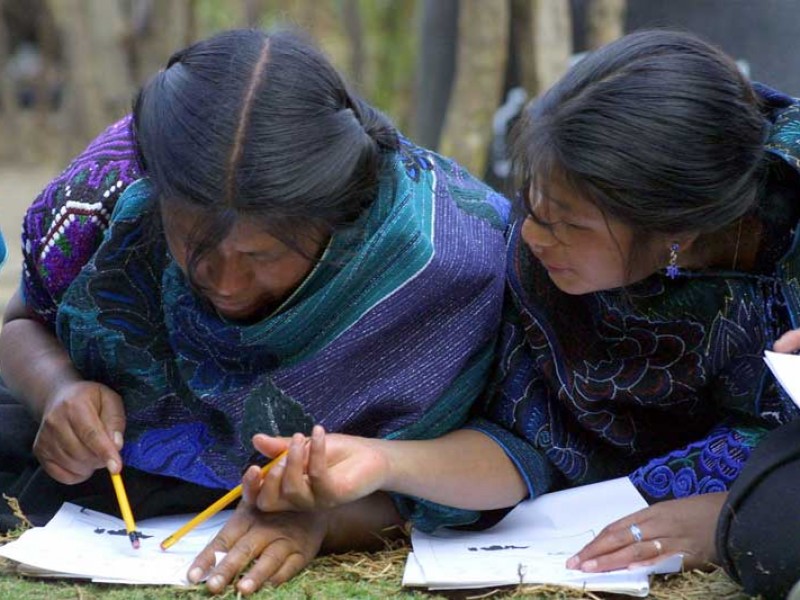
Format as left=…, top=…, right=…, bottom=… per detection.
left=247, top=427, right=527, bottom=512
left=187, top=501, right=328, bottom=595
left=34, top=380, right=126, bottom=484
left=243, top=425, right=390, bottom=512
left=566, top=492, right=727, bottom=572
left=774, top=329, right=800, bottom=353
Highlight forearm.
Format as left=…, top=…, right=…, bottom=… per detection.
left=379, top=429, right=527, bottom=510
left=321, top=492, right=405, bottom=552
left=0, top=317, right=82, bottom=419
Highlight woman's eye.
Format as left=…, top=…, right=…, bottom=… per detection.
left=560, top=221, right=587, bottom=231
left=247, top=251, right=283, bottom=262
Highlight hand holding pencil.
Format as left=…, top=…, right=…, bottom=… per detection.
left=247, top=426, right=390, bottom=511
left=34, top=380, right=127, bottom=486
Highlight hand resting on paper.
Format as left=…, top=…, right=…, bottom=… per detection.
left=188, top=502, right=327, bottom=595
left=243, top=425, right=389, bottom=512
left=566, top=492, right=727, bottom=573
left=188, top=488, right=403, bottom=595
left=35, top=380, right=126, bottom=484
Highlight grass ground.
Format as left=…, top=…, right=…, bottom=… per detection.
left=0, top=538, right=753, bottom=600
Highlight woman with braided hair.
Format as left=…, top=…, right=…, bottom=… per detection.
left=0, top=28, right=509, bottom=594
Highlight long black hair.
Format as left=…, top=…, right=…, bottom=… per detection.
left=511, top=29, right=767, bottom=241
left=132, top=28, right=398, bottom=279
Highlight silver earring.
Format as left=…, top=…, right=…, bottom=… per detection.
left=666, top=243, right=680, bottom=279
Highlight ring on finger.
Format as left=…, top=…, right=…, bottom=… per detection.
left=653, top=539, right=662, bottom=555
left=629, top=523, right=644, bottom=543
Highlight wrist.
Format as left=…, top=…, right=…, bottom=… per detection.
left=374, top=438, right=405, bottom=494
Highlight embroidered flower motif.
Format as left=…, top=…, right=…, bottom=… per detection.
left=398, top=137, right=433, bottom=182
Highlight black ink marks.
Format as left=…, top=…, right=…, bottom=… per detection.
left=467, top=544, right=531, bottom=552
left=517, top=562, right=527, bottom=584
left=92, top=527, right=153, bottom=540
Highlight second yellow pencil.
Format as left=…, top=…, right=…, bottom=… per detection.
left=160, top=448, right=289, bottom=550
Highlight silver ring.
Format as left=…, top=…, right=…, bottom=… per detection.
left=653, top=539, right=663, bottom=555
left=629, top=523, right=644, bottom=543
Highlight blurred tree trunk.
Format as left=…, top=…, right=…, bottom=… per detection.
left=412, top=0, right=457, bottom=150
left=360, top=0, right=417, bottom=132
left=586, top=0, right=625, bottom=49
left=341, top=0, right=364, bottom=85
left=126, top=0, right=196, bottom=85
left=0, top=0, right=21, bottom=162
left=439, top=0, right=508, bottom=176
left=510, top=0, right=533, bottom=92
left=243, top=0, right=266, bottom=26
left=528, top=0, right=572, bottom=95
left=264, top=0, right=319, bottom=33
left=46, top=0, right=134, bottom=157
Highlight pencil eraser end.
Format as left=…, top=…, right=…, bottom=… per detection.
left=129, top=531, right=140, bottom=549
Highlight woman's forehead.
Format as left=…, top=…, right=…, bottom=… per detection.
left=529, top=179, right=602, bottom=220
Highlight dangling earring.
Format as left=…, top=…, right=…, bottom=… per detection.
left=666, top=242, right=680, bottom=279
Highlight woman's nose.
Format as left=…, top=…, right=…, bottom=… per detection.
left=198, top=254, right=250, bottom=297
left=521, top=216, right=558, bottom=250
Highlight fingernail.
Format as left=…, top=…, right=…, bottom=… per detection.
left=188, top=567, right=204, bottom=582
left=313, top=425, right=324, bottom=438
left=566, top=555, right=580, bottom=569
left=113, top=431, right=124, bottom=449
left=208, top=575, right=224, bottom=590
left=239, top=578, right=255, bottom=594
left=582, top=559, right=597, bottom=572
left=106, top=459, right=119, bottom=473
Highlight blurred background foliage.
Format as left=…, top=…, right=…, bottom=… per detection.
left=0, top=0, right=623, bottom=193
left=2, top=0, right=800, bottom=192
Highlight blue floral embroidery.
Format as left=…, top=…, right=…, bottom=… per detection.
left=399, top=137, right=434, bottom=182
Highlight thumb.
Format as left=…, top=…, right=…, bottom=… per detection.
left=252, top=433, right=291, bottom=459
left=774, top=329, right=800, bottom=354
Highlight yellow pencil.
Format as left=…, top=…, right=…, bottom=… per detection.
left=160, top=449, right=290, bottom=551
left=110, top=471, right=140, bottom=549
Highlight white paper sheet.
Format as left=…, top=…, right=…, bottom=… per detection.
left=0, top=503, right=232, bottom=585
left=404, top=477, right=682, bottom=596
left=764, top=350, right=800, bottom=408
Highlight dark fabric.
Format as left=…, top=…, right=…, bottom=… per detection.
left=716, top=418, right=800, bottom=599
left=0, top=388, right=38, bottom=497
